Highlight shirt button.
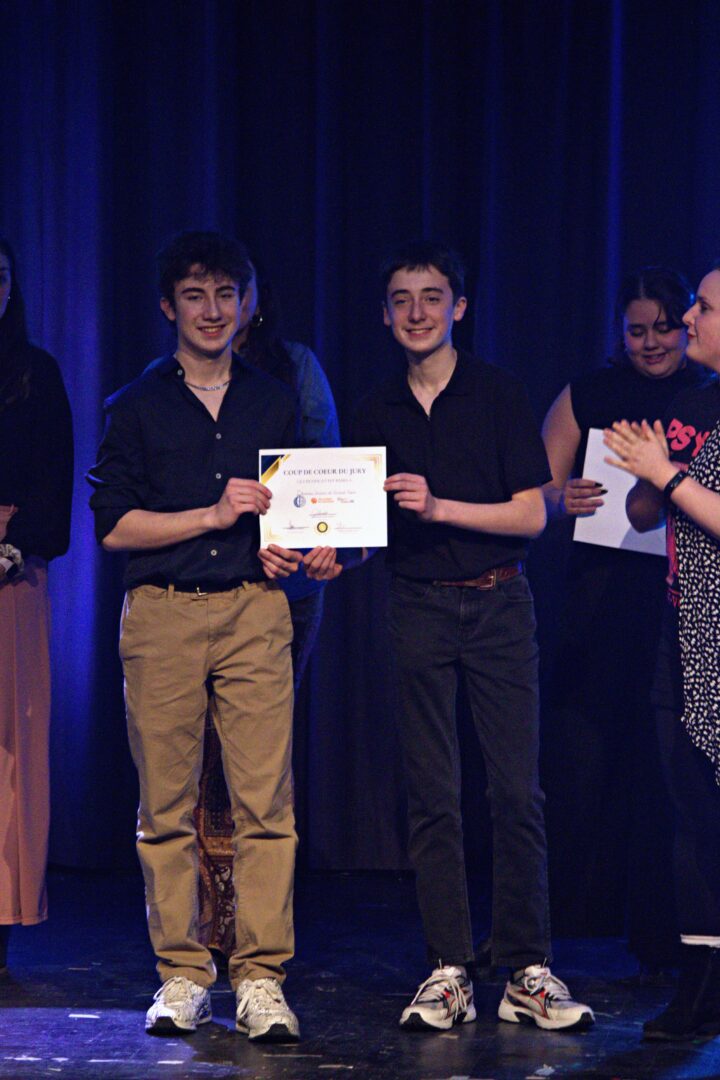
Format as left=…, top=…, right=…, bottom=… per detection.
left=215, top=472, right=222, bottom=480
left=210, top=549, right=218, bottom=557
left=216, top=432, right=222, bottom=440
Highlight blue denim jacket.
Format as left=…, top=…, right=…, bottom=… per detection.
left=280, top=341, right=340, bottom=601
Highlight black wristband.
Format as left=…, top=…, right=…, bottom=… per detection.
left=663, top=471, right=688, bottom=501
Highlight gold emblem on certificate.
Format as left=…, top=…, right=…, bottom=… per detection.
left=259, top=447, right=387, bottom=548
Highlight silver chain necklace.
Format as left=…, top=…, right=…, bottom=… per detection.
left=184, top=377, right=231, bottom=392
left=175, top=355, right=232, bottom=392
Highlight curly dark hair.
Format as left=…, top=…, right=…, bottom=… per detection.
left=156, top=230, right=252, bottom=305
left=0, top=236, right=31, bottom=409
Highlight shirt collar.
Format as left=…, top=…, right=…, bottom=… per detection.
left=156, top=351, right=250, bottom=381
left=383, top=349, right=476, bottom=404
left=154, top=353, right=181, bottom=377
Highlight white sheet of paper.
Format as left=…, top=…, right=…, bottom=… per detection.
left=573, top=428, right=666, bottom=556
left=259, top=446, right=387, bottom=548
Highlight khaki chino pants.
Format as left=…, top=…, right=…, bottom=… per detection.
left=119, top=581, right=296, bottom=989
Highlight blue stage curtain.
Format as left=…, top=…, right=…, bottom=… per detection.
left=1, top=0, right=717, bottom=870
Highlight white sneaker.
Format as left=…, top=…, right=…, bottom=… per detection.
left=235, top=977, right=300, bottom=1042
left=498, top=964, right=594, bottom=1031
left=145, top=976, right=212, bottom=1034
left=399, top=966, right=476, bottom=1030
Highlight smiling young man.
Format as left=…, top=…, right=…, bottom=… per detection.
left=352, top=241, right=594, bottom=1032
left=87, top=231, right=321, bottom=1042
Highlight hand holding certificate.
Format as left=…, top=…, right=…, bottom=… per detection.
left=573, top=428, right=665, bottom=556
left=258, top=446, right=388, bottom=549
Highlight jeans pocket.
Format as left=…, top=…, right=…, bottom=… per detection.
left=389, top=576, right=434, bottom=603
left=498, top=574, right=534, bottom=604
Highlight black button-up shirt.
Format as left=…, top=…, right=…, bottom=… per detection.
left=87, top=354, right=298, bottom=589
left=351, top=351, right=550, bottom=580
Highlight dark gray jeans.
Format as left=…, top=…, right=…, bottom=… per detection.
left=388, top=573, right=551, bottom=970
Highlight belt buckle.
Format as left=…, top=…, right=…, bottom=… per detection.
left=194, top=585, right=208, bottom=597
left=478, top=569, right=496, bottom=590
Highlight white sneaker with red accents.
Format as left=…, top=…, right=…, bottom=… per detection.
left=498, top=964, right=594, bottom=1031
left=399, top=965, right=476, bottom=1030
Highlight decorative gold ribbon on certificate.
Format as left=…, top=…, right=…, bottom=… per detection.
left=260, top=454, right=290, bottom=485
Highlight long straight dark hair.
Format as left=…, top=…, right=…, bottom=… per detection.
left=241, top=257, right=296, bottom=389
left=0, top=236, right=31, bottom=409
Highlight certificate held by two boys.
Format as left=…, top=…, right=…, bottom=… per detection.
left=259, top=446, right=387, bottom=548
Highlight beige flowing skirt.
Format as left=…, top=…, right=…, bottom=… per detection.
left=0, top=506, right=51, bottom=925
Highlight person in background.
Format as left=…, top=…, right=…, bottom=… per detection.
left=605, top=263, right=720, bottom=1041
left=194, top=256, right=340, bottom=960
left=541, top=268, right=709, bottom=975
left=0, top=236, right=73, bottom=972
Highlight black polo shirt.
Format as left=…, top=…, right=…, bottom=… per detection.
left=87, top=353, right=298, bottom=589
left=351, top=351, right=550, bottom=580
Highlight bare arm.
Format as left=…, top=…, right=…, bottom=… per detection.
left=384, top=474, right=546, bottom=539
left=626, top=478, right=667, bottom=533
left=102, top=478, right=272, bottom=551
left=541, top=384, right=605, bottom=520
left=605, top=419, right=720, bottom=543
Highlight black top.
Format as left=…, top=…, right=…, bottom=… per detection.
left=0, top=345, right=73, bottom=560
left=570, top=361, right=712, bottom=477
left=87, top=353, right=298, bottom=589
left=351, top=351, right=550, bottom=580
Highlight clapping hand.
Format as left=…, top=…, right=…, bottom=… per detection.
left=603, top=420, right=673, bottom=488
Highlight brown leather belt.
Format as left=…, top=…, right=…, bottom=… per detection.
left=433, top=562, right=523, bottom=589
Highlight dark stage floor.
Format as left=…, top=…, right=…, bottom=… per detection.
left=2, top=870, right=720, bottom=1080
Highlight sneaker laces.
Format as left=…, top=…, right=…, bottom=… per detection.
left=153, top=976, right=201, bottom=1004
left=236, top=978, right=285, bottom=1020
left=519, top=965, right=573, bottom=1004
left=411, top=967, right=470, bottom=1020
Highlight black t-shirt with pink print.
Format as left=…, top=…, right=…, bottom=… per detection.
left=664, top=380, right=720, bottom=605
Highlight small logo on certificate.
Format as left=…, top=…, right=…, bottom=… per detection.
left=316, top=521, right=329, bottom=534
left=293, top=494, right=306, bottom=508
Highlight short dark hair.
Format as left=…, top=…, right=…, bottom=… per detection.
left=380, top=240, right=466, bottom=303
left=156, top=230, right=252, bottom=306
